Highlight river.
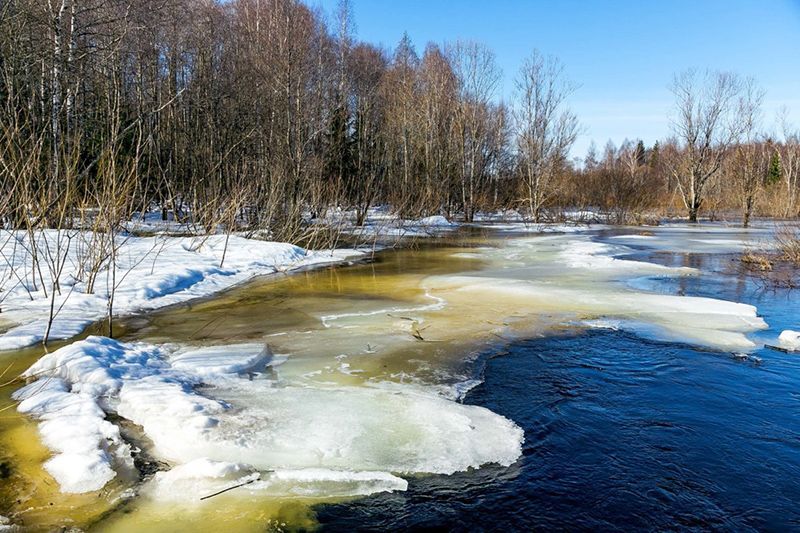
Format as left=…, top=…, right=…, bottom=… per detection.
left=2, top=223, right=798, bottom=531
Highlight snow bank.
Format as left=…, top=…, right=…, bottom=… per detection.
left=341, top=214, right=458, bottom=240
left=15, top=377, right=124, bottom=493
left=778, top=330, right=800, bottom=351
left=414, top=215, right=456, bottom=228
left=12, top=337, right=165, bottom=492
left=0, top=232, right=363, bottom=350
left=15, top=336, right=523, bottom=496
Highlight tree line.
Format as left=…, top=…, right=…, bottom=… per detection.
left=1, top=0, right=798, bottom=243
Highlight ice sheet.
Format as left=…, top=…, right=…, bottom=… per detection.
left=15, top=337, right=523, bottom=496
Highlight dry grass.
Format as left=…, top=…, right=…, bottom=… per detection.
left=776, top=225, right=800, bottom=264
left=739, top=224, right=800, bottom=289
left=740, top=251, right=774, bottom=271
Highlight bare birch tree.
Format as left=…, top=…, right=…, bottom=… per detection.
left=513, top=50, right=578, bottom=222
left=729, top=78, right=765, bottom=227
left=668, top=70, right=747, bottom=222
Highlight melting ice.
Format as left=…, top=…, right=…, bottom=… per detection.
left=14, top=228, right=769, bottom=506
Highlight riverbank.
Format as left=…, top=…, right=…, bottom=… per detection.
left=0, top=232, right=369, bottom=351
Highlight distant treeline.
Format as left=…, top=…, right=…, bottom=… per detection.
left=1, top=0, right=798, bottom=241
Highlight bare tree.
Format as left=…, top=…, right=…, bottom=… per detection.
left=513, top=50, right=578, bottom=222
left=449, top=41, right=501, bottom=221
left=729, top=79, right=766, bottom=227
left=668, top=70, right=748, bottom=222
left=778, top=110, right=800, bottom=217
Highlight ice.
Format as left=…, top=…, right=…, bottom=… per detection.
left=426, top=274, right=765, bottom=351
left=604, top=223, right=775, bottom=254
left=15, top=336, right=524, bottom=496
left=557, top=240, right=696, bottom=274
left=140, top=382, right=523, bottom=476
left=406, top=232, right=765, bottom=353
left=148, top=459, right=407, bottom=501
left=0, top=515, right=18, bottom=532
left=778, top=330, right=800, bottom=350
left=169, top=343, right=273, bottom=377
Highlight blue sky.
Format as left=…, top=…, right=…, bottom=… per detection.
left=314, top=0, right=800, bottom=158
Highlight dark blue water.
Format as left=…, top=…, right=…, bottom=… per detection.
left=317, top=250, right=800, bottom=532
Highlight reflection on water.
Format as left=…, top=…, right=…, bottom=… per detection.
left=1, top=223, right=796, bottom=531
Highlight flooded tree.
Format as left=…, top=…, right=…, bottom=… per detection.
left=513, top=50, right=578, bottom=222
left=667, top=70, right=749, bottom=222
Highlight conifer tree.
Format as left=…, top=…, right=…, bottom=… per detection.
left=324, top=103, right=355, bottom=203
left=767, top=151, right=782, bottom=185
left=635, top=140, right=647, bottom=167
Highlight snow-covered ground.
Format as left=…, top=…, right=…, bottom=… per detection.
left=320, top=207, right=460, bottom=240
left=0, top=231, right=364, bottom=350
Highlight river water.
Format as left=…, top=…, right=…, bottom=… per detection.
left=2, top=223, right=798, bottom=531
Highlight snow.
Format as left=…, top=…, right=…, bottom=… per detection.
left=414, top=215, right=456, bottom=228
left=15, top=336, right=523, bottom=496
left=470, top=221, right=598, bottom=234
left=778, top=330, right=800, bottom=350
left=339, top=213, right=458, bottom=241
left=14, top=376, right=132, bottom=493
left=472, top=210, right=524, bottom=222
left=0, top=232, right=364, bottom=350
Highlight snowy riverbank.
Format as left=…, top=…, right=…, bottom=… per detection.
left=0, top=231, right=365, bottom=350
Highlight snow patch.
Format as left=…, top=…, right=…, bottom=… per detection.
left=778, top=330, right=800, bottom=350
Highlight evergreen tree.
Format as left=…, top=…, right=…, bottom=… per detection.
left=324, top=103, right=355, bottom=200
left=634, top=140, right=646, bottom=167
left=648, top=141, right=660, bottom=169
left=767, top=151, right=782, bottom=185
left=394, top=32, right=419, bottom=69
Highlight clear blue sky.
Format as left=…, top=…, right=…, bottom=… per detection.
left=314, top=0, right=800, bottom=159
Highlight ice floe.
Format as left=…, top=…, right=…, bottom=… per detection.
left=15, top=336, right=523, bottom=497
left=778, top=330, right=800, bottom=351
